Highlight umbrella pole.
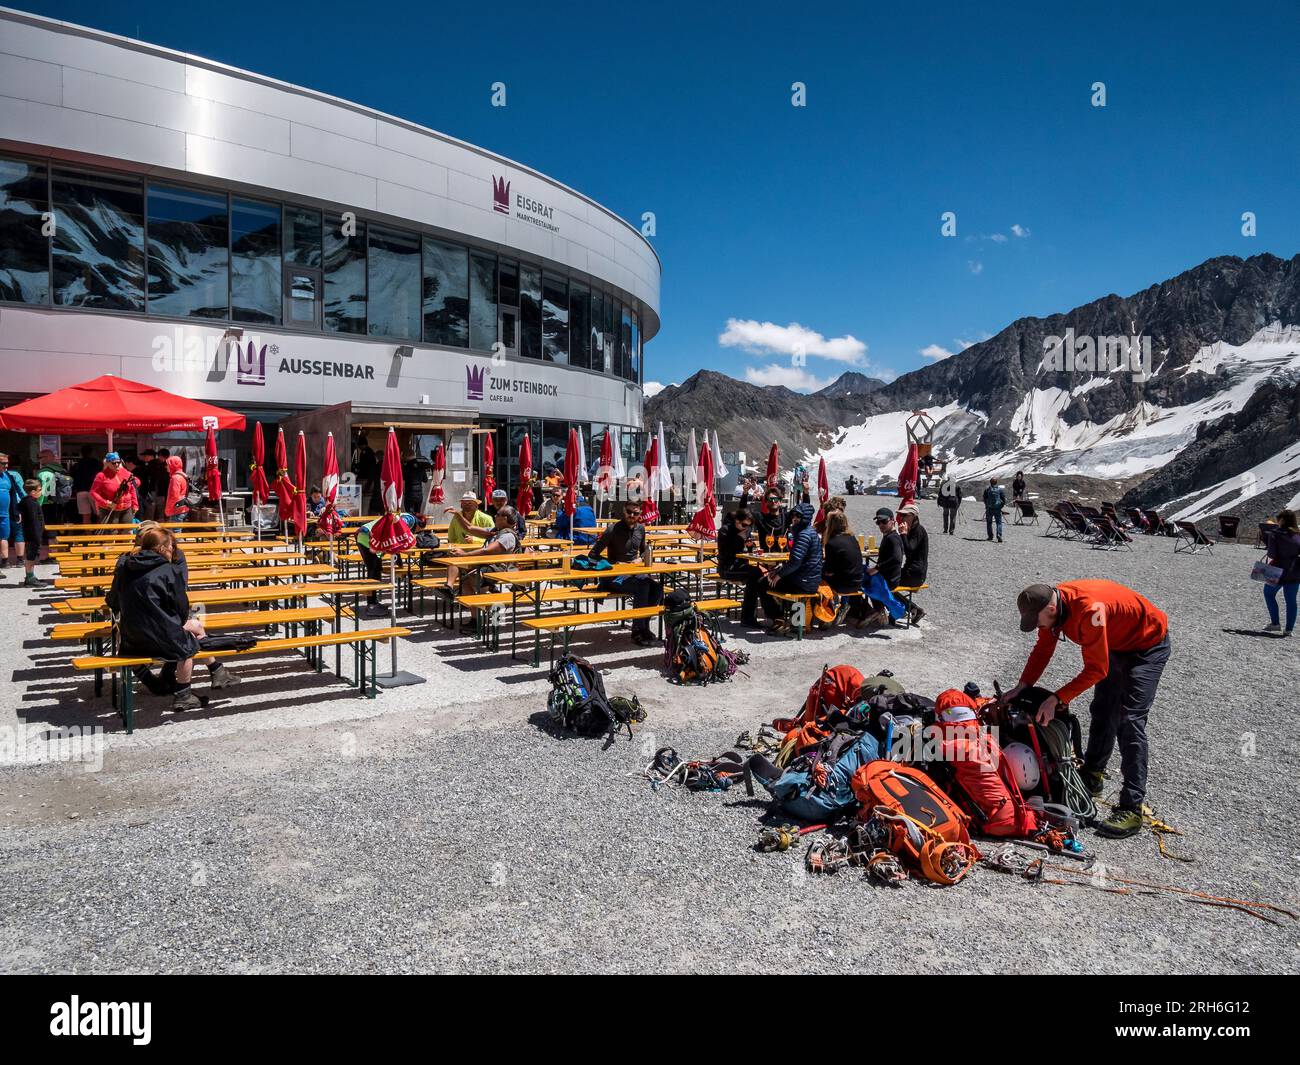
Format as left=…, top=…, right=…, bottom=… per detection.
left=389, top=554, right=398, bottom=675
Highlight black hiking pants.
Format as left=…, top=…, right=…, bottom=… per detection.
left=1083, top=634, right=1170, bottom=810
left=941, top=504, right=958, bottom=534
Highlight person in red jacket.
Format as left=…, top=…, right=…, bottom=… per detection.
left=164, top=454, right=190, bottom=521
left=1003, top=579, right=1170, bottom=838
left=89, top=452, right=138, bottom=524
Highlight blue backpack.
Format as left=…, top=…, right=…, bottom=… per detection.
left=760, top=729, right=882, bottom=822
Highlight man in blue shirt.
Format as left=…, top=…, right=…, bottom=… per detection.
left=554, top=492, right=596, bottom=546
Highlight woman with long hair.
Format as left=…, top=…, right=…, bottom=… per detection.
left=1263, top=509, right=1300, bottom=636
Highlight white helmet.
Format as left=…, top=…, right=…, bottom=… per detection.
left=1001, top=742, right=1040, bottom=793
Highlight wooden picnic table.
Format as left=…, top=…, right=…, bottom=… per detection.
left=47, top=521, right=229, bottom=531
left=54, top=562, right=333, bottom=593
left=489, top=560, right=713, bottom=662
left=56, top=579, right=384, bottom=616
left=54, top=539, right=295, bottom=558
left=57, top=551, right=308, bottom=576
left=50, top=530, right=254, bottom=547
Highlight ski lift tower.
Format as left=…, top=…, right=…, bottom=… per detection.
left=905, top=409, right=945, bottom=490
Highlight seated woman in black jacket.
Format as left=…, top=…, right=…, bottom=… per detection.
left=107, top=527, right=240, bottom=711
left=822, top=510, right=865, bottom=624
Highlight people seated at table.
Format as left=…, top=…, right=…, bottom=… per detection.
left=444, top=506, right=523, bottom=628
left=896, top=502, right=929, bottom=623
left=91, top=451, right=139, bottom=525
left=757, top=502, right=823, bottom=634
left=307, top=487, right=326, bottom=517
left=553, top=492, right=596, bottom=545
left=537, top=485, right=563, bottom=525
left=860, top=507, right=905, bottom=626
left=588, top=498, right=662, bottom=647
left=446, top=491, right=493, bottom=544
left=357, top=512, right=421, bottom=616
left=106, top=526, right=240, bottom=711
left=488, top=488, right=527, bottom=538
left=821, top=509, right=864, bottom=623
left=717, top=506, right=756, bottom=585
left=814, top=495, right=846, bottom=536
left=754, top=485, right=788, bottom=552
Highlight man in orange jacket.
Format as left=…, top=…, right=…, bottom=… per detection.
left=1003, top=579, right=1170, bottom=838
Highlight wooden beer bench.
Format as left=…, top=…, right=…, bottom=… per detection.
left=520, top=597, right=740, bottom=667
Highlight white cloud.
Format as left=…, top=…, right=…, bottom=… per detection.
left=743, top=364, right=831, bottom=392
left=967, top=260, right=984, bottom=275
left=919, top=343, right=955, bottom=361
left=643, top=380, right=670, bottom=398
left=989, top=233, right=1008, bottom=243
left=1011, top=223, right=1031, bottom=238
left=719, top=319, right=867, bottom=364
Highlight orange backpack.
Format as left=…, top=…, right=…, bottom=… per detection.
left=851, top=761, right=979, bottom=885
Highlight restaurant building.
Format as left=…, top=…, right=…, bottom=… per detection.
left=0, top=9, right=659, bottom=502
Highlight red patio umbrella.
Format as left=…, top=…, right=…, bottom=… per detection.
left=204, top=425, right=222, bottom=507
left=318, top=432, right=343, bottom=537
left=0, top=374, right=246, bottom=439
left=369, top=428, right=415, bottom=554
left=564, top=428, right=580, bottom=522
left=428, top=442, right=445, bottom=506
left=249, top=423, right=271, bottom=506
left=273, top=428, right=294, bottom=523
left=765, top=442, right=779, bottom=494
left=482, top=432, right=496, bottom=503
left=640, top=434, right=660, bottom=524
left=292, top=431, right=308, bottom=538
left=516, top=434, right=534, bottom=517
left=687, top=439, right=717, bottom=540
left=898, top=443, right=919, bottom=507
left=814, top=456, right=829, bottom=524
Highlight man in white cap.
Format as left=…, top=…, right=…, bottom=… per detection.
left=446, top=491, right=493, bottom=544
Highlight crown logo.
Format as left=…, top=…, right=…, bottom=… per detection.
left=466, top=364, right=486, bottom=401
left=237, top=341, right=267, bottom=386
left=492, top=175, right=511, bottom=214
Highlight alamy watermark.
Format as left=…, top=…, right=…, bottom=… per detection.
left=1042, top=327, right=1152, bottom=381
left=0, top=724, right=104, bottom=772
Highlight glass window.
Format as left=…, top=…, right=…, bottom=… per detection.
left=520, top=264, right=542, bottom=360
left=541, top=419, right=568, bottom=481
left=230, top=197, right=280, bottom=325
left=146, top=184, right=228, bottom=319
left=469, top=252, right=497, bottom=351
left=498, top=258, right=519, bottom=307
left=367, top=227, right=420, bottom=340
left=50, top=168, right=145, bottom=311
left=569, top=281, right=590, bottom=370
left=620, top=304, right=633, bottom=380
left=588, top=290, right=602, bottom=371
left=323, top=211, right=366, bottom=334
left=602, top=293, right=615, bottom=374
left=542, top=272, right=568, bottom=364
left=421, top=238, right=468, bottom=347
left=0, top=157, right=50, bottom=305
left=631, top=309, right=641, bottom=383
left=283, top=206, right=322, bottom=267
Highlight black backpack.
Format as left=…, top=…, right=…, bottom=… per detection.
left=993, top=685, right=1097, bottom=824
left=546, top=654, right=644, bottom=739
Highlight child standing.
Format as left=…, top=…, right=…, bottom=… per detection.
left=18, top=479, right=45, bottom=587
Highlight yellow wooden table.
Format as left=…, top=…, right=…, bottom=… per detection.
left=57, top=551, right=307, bottom=576
left=54, top=562, right=333, bottom=593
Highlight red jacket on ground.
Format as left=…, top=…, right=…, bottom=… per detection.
left=90, top=468, right=138, bottom=512
left=1019, top=579, right=1168, bottom=705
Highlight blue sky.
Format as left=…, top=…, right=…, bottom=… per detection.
left=23, top=0, right=1300, bottom=392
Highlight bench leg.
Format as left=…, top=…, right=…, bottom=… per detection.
left=368, top=640, right=377, bottom=698
left=119, top=667, right=134, bottom=734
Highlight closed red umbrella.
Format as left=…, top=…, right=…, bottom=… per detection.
left=687, top=439, right=717, bottom=539
left=564, top=428, right=580, bottom=520
left=516, top=434, right=534, bottom=516
left=765, top=442, right=779, bottom=488
left=291, top=431, right=308, bottom=537
left=318, top=431, right=343, bottom=537
left=370, top=428, right=415, bottom=553
left=641, top=433, right=660, bottom=524
left=482, top=432, right=495, bottom=503
left=429, top=442, right=445, bottom=506
left=273, top=428, right=294, bottom=522
left=204, top=426, right=222, bottom=504
left=249, top=423, right=271, bottom=505
left=814, top=455, right=829, bottom=523
left=898, top=443, right=919, bottom=506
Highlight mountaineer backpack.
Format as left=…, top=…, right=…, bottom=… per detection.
left=663, top=590, right=745, bottom=685
left=546, top=653, right=645, bottom=739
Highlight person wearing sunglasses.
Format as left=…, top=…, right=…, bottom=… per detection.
left=859, top=507, right=905, bottom=625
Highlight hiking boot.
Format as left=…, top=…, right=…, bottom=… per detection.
left=1084, top=769, right=1106, bottom=796
left=172, top=688, right=204, bottom=712
left=133, top=667, right=169, bottom=697
left=365, top=602, right=389, bottom=618
left=23, top=573, right=42, bottom=587
left=1263, top=622, right=1281, bottom=633
left=997, top=536, right=1004, bottom=543
left=631, top=630, right=656, bottom=647
left=209, top=664, right=241, bottom=690
left=834, top=601, right=851, bottom=625
left=1096, top=807, right=1143, bottom=838
left=909, top=605, right=926, bottom=625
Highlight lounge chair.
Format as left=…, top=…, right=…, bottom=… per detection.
left=1173, top=520, right=1214, bottom=554
left=1092, top=516, right=1134, bottom=552
left=1013, top=499, right=1041, bottom=526
left=1142, top=509, right=1170, bottom=536
left=1044, top=508, right=1073, bottom=538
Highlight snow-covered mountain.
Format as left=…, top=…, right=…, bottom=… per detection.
left=812, top=254, right=1300, bottom=521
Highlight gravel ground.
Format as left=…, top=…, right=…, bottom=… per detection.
left=1, top=495, right=1297, bottom=974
